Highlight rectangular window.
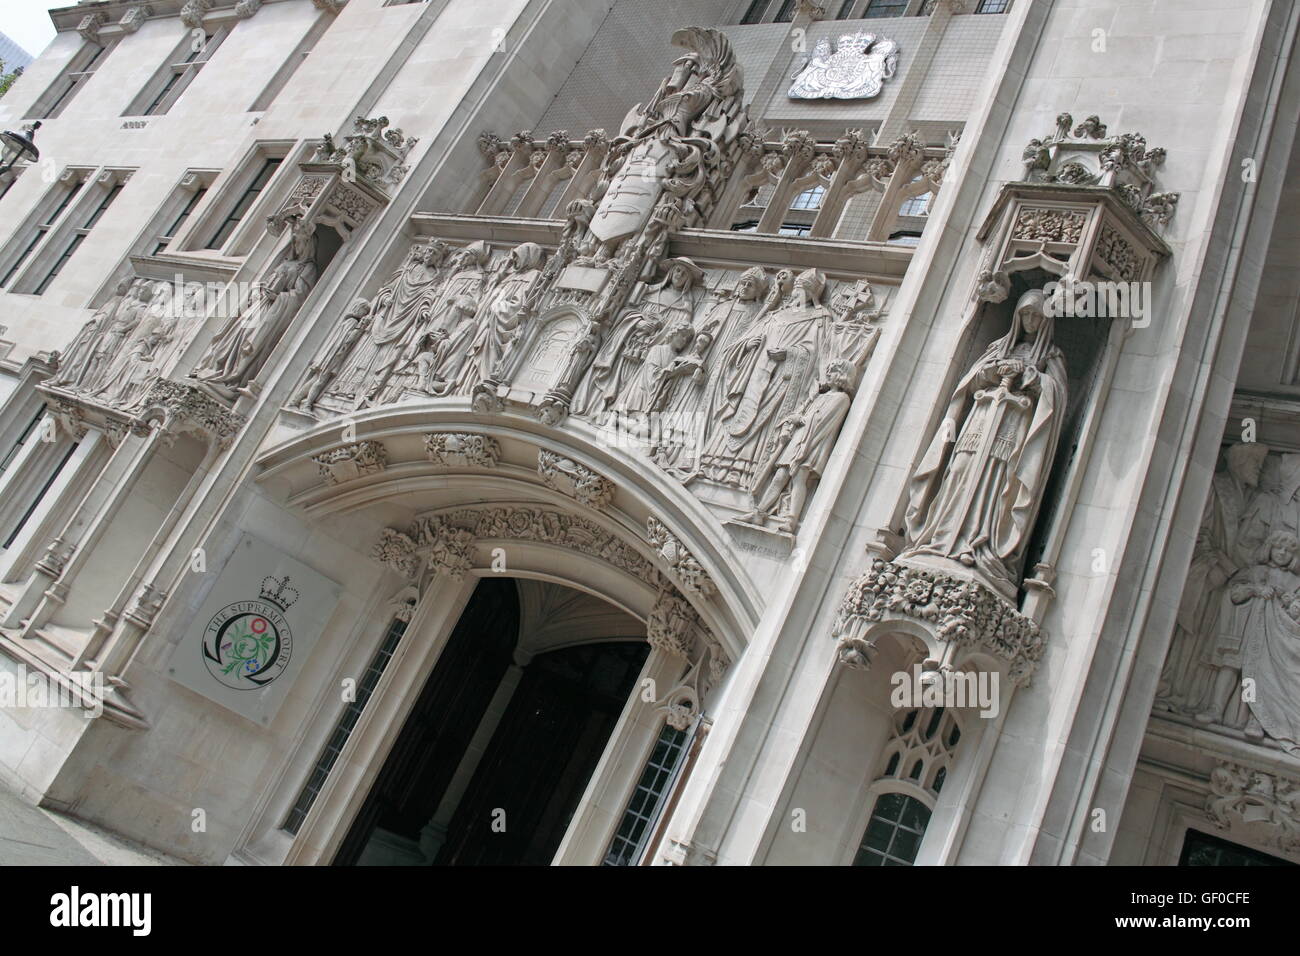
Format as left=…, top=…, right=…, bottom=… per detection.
left=773, top=0, right=799, bottom=22
left=0, top=176, right=86, bottom=288
left=127, top=28, right=228, bottom=117
left=26, top=40, right=115, bottom=120
left=32, top=181, right=125, bottom=295
left=864, top=0, right=908, bottom=17
left=603, top=722, right=691, bottom=866
left=152, top=185, right=209, bottom=255
left=282, top=616, right=409, bottom=836
left=0, top=407, right=46, bottom=479
left=3, top=440, right=77, bottom=550
left=249, top=13, right=333, bottom=111
left=204, top=157, right=283, bottom=251
left=975, top=0, right=1010, bottom=12
left=836, top=0, right=859, bottom=16
left=778, top=221, right=812, bottom=237
left=740, top=0, right=771, bottom=23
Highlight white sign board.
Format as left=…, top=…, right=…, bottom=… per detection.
left=168, top=533, right=340, bottom=725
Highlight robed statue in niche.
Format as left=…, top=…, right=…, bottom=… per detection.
left=900, top=288, right=1068, bottom=599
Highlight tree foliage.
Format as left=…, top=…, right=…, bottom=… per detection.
left=0, top=60, right=23, bottom=99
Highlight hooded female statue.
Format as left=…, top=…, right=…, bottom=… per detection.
left=191, top=214, right=319, bottom=399
left=900, top=288, right=1068, bottom=599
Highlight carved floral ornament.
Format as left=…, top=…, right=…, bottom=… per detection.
left=312, top=440, right=387, bottom=484
left=1206, top=761, right=1300, bottom=855
left=832, top=557, right=1044, bottom=687
left=1021, top=112, right=1180, bottom=230
left=311, top=115, right=418, bottom=193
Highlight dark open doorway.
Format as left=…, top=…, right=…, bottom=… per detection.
left=334, top=577, right=647, bottom=866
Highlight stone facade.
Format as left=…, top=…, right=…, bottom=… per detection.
left=0, top=0, right=1294, bottom=868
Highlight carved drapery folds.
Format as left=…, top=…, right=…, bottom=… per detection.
left=312, top=440, right=387, bottom=484
left=1155, top=442, right=1300, bottom=757
left=1021, top=112, right=1179, bottom=230
left=285, top=28, right=908, bottom=536
left=46, top=276, right=202, bottom=415
left=898, top=288, right=1067, bottom=603
left=1206, top=761, right=1300, bottom=855
left=833, top=557, right=1044, bottom=687
left=190, top=208, right=320, bottom=402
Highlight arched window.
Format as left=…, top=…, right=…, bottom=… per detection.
left=853, top=791, right=932, bottom=865
left=851, top=705, right=962, bottom=865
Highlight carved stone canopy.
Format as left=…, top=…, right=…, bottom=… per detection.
left=1021, top=112, right=1179, bottom=231
left=311, top=115, right=418, bottom=194
left=832, top=557, right=1044, bottom=687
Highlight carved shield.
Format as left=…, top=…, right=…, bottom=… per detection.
left=788, top=33, right=899, bottom=101
left=590, top=138, right=672, bottom=244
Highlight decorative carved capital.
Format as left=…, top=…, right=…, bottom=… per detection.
left=647, top=516, right=716, bottom=598
left=119, top=6, right=150, bottom=33
left=424, top=432, right=501, bottom=469
left=312, top=0, right=343, bottom=13
left=77, top=12, right=107, bottom=43
left=179, top=0, right=212, bottom=29
left=234, top=0, right=262, bottom=18
left=538, top=450, right=614, bottom=510
left=312, top=440, right=387, bottom=484
left=833, top=558, right=1045, bottom=686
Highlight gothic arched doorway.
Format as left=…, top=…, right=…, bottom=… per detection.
left=333, top=576, right=649, bottom=866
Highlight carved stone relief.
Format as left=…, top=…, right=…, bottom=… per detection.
left=424, top=432, right=501, bottom=469
left=1206, top=761, right=1300, bottom=855
left=787, top=32, right=898, bottom=101
left=286, top=28, right=888, bottom=537
left=190, top=208, right=320, bottom=401
left=898, top=288, right=1067, bottom=603
left=312, top=440, right=387, bottom=484
left=1156, top=443, right=1300, bottom=756
left=538, top=450, right=614, bottom=509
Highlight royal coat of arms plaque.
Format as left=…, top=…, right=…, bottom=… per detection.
left=788, top=32, right=899, bottom=100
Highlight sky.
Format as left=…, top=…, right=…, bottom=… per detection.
left=0, top=1, right=61, bottom=60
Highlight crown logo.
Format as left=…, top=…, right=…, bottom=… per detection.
left=259, top=575, right=299, bottom=611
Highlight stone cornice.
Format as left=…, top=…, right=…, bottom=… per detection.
left=408, top=213, right=915, bottom=281
left=48, top=0, right=346, bottom=33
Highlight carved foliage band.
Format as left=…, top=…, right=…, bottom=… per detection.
left=832, top=558, right=1044, bottom=686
